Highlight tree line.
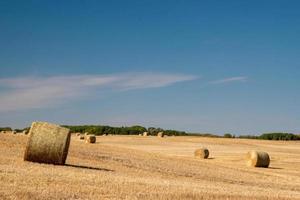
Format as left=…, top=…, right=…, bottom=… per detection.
left=223, top=133, right=300, bottom=141
left=1, top=125, right=299, bottom=140
left=0, top=127, right=12, bottom=131
left=62, top=125, right=188, bottom=136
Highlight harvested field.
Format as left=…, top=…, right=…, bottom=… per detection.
left=0, top=134, right=300, bottom=200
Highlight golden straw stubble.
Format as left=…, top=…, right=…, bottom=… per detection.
left=246, top=151, right=270, bottom=168
left=24, top=122, right=71, bottom=165
left=194, top=148, right=209, bottom=159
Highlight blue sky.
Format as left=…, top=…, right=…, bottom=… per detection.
left=0, top=0, right=299, bottom=134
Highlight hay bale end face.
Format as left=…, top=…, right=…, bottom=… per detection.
left=194, top=148, right=209, bottom=159
left=157, top=132, right=164, bottom=137
left=24, top=122, right=71, bottom=165
left=246, top=151, right=270, bottom=168
left=86, top=135, right=96, bottom=143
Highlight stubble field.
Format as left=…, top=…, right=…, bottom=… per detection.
left=0, top=134, right=300, bottom=200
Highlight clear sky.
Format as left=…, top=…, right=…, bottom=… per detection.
left=0, top=0, right=299, bottom=135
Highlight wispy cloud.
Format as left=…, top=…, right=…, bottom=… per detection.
left=0, top=72, right=197, bottom=112
left=209, top=76, right=248, bottom=85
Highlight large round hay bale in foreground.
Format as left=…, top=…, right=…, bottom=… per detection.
left=86, top=135, right=96, bottom=143
left=24, top=122, right=71, bottom=165
left=157, top=132, right=164, bottom=137
left=246, top=151, right=270, bottom=168
left=194, top=148, right=209, bottom=159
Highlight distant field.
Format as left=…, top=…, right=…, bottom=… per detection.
left=0, top=134, right=300, bottom=200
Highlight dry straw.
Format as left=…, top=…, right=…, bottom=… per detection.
left=86, top=135, right=96, bottom=143
left=24, top=122, right=71, bottom=165
left=194, top=148, right=209, bottom=159
left=246, top=151, right=270, bottom=168
left=157, top=132, right=164, bottom=137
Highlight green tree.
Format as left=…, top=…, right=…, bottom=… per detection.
left=224, top=133, right=232, bottom=138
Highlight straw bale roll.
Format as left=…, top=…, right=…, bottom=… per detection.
left=143, top=132, right=148, bottom=136
left=86, top=135, right=96, bottom=143
left=157, top=132, right=164, bottom=137
left=194, top=148, right=209, bottom=159
left=24, top=122, right=70, bottom=165
left=246, top=151, right=270, bottom=168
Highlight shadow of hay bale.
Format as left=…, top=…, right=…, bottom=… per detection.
left=65, top=164, right=114, bottom=172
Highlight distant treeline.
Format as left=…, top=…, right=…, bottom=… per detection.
left=0, top=127, right=29, bottom=133
left=188, top=133, right=221, bottom=138
left=1, top=125, right=299, bottom=141
left=62, top=125, right=188, bottom=136
left=0, top=127, right=12, bottom=131
left=224, top=133, right=300, bottom=141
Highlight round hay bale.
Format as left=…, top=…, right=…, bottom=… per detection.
left=79, top=134, right=85, bottom=140
left=24, top=122, right=71, bottom=165
left=143, top=132, right=148, bottom=136
left=246, top=151, right=270, bottom=168
left=194, top=148, right=209, bottom=159
left=75, top=133, right=81, bottom=136
left=157, top=132, right=164, bottom=137
left=86, top=135, right=96, bottom=143
left=138, top=133, right=142, bottom=136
